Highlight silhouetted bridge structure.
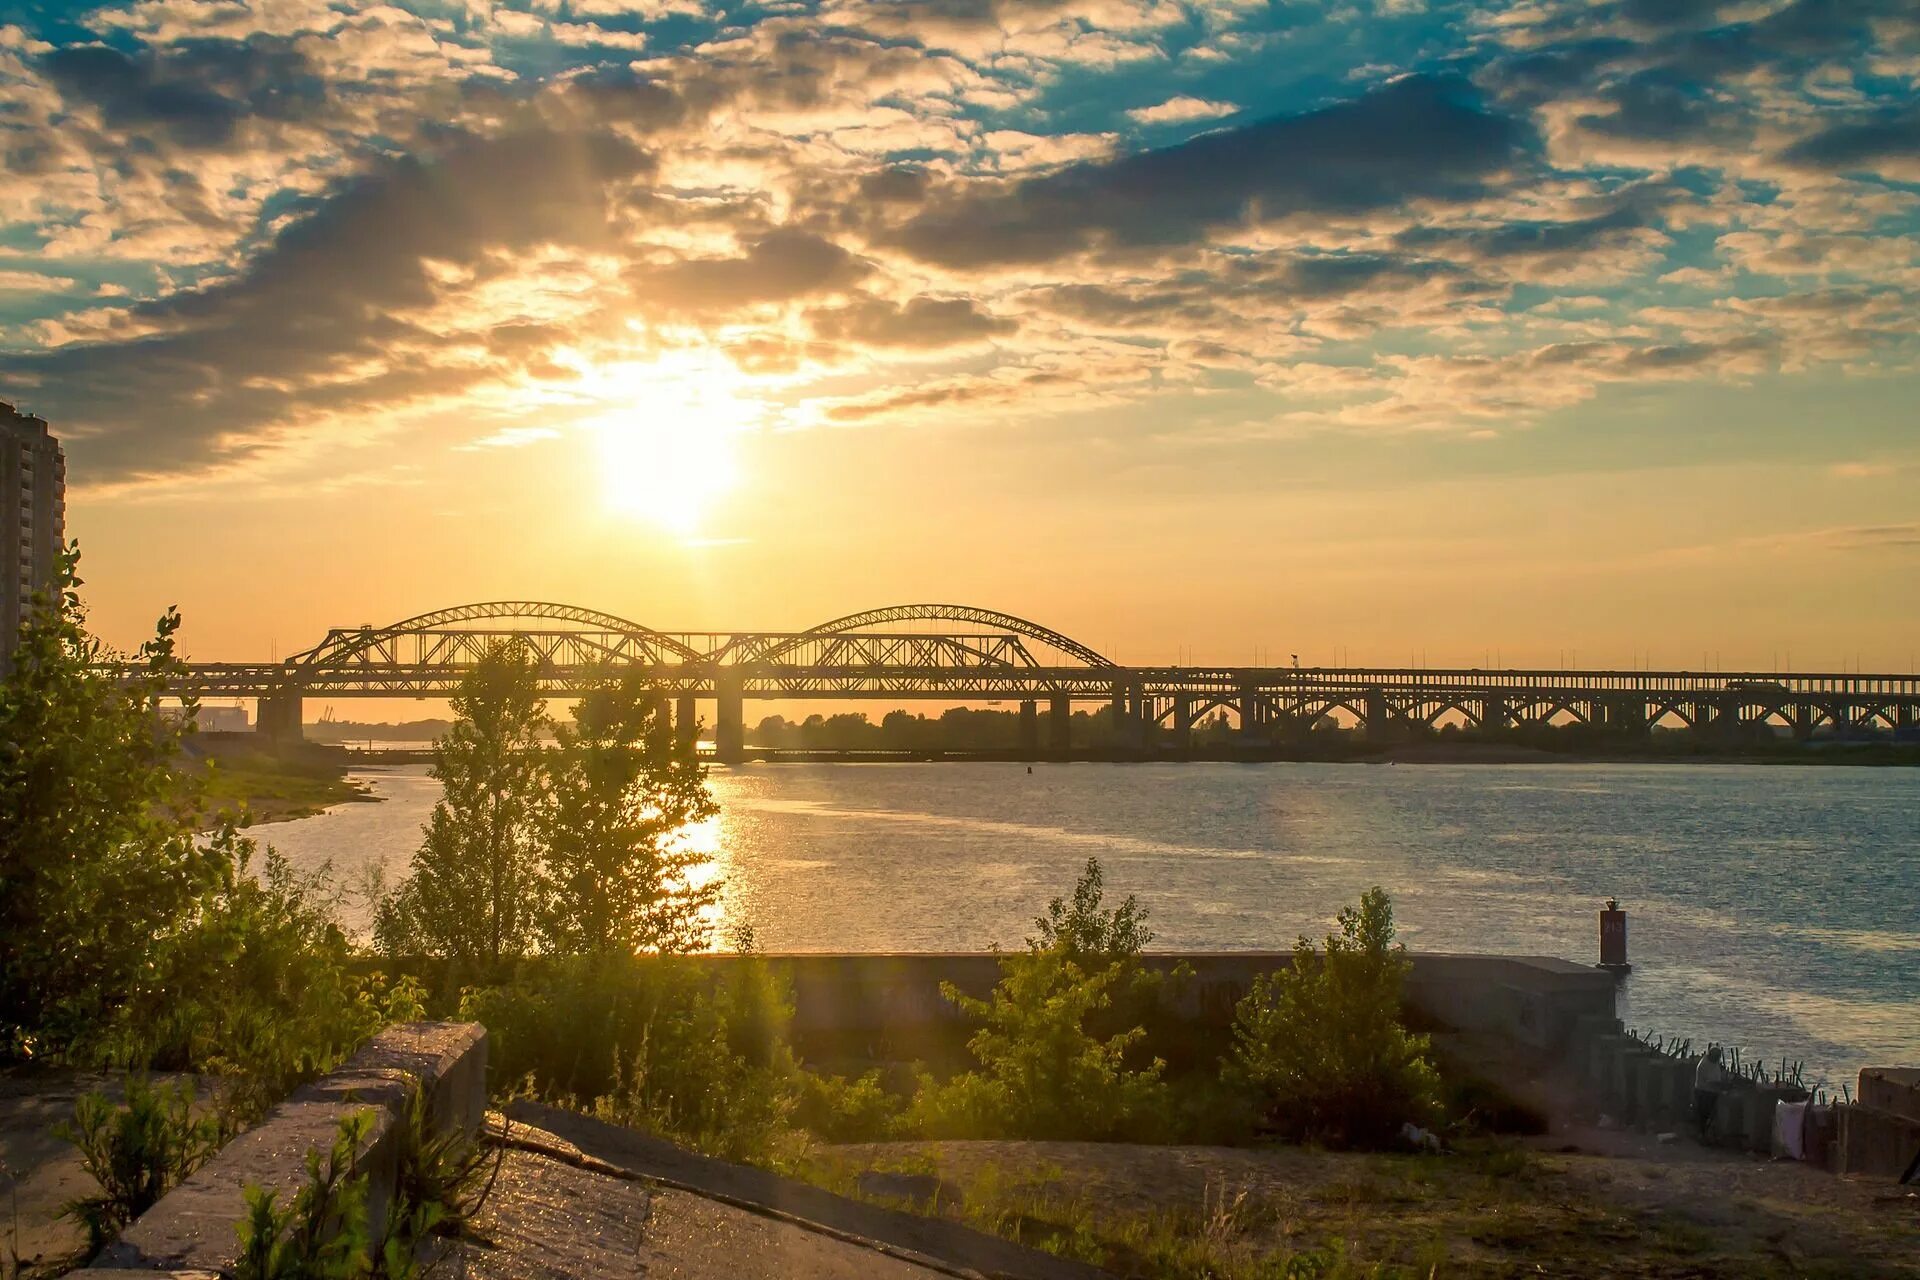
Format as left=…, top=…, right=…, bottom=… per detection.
left=164, top=602, right=1920, bottom=760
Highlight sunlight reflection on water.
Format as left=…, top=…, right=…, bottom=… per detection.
left=259, top=760, right=1920, bottom=1086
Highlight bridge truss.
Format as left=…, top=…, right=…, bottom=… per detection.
left=152, top=601, right=1920, bottom=752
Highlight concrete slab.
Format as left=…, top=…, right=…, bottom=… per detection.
left=502, top=1102, right=1111, bottom=1279
left=443, top=1150, right=946, bottom=1279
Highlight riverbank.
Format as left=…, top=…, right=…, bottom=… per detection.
left=188, top=735, right=378, bottom=825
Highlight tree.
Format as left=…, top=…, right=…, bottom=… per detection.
left=1228, top=887, right=1441, bottom=1148
left=374, top=640, right=548, bottom=965
left=909, top=858, right=1170, bottom=1141
left=535, top=671, right=718, bottom=955
left=0, top=546, right=220, bottom=1052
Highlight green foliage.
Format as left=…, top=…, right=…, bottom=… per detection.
left=1228, top=887, right=1441, bottom=1149
left=375, top=659, right=724, bottom=964
left=908, top=946, right=1171, bottom=1141
left=793, top=1069, right=904, bottom=1143
left=536, top=672, right=719, bottom=956
left=0, top=546, right=419, bottom=1120
left=374, top=640, right=549, bottom=965
left=461, top=953, right=802, bottom=1162
left=909, top=858, right=1172, bottom=1141
left=1029, top=856, right=1154, bottom=964
left=235, top=1112, right=374, bottom=1280
left=379, top=1086, right=498, bottom=1271
left=55, top=1078, right=223, bottom=1251
left=121, top=834, right=426, bottom=1124
left=0, top=546, right=220, bottom=1053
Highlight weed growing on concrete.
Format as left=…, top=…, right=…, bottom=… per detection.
left=56, top=1077, right=223, bottom=1252
left=235, top=1111, right=375, bottom=1280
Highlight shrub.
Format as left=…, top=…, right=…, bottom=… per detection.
left=461, top=954, right=803, bottom=1162
left=56, top=1077, right=223, bottom=1251
left=907, top=859, right=1173, bottom=1142
left=1227, top=887, right=1441, bottom=1148
left=112, top=833, right=425, bottom=1125
left=794, top=1069, right=904, bottom=1143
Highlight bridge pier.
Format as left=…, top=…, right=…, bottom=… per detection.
left=676, top=693, right=698, bottom=744
left=1049, top=695, right=1071, bottom=753
left=715, top=676, right=744, bottom=764
left=1236, top=683, right=1264, bottom=743
left=1483, top=695, right=1508, bottom=735
left=1361, top=686, right=1400, bottom=743
left=257, top=690, right=303, bottom=741
left=1019, top=699, right=1038, bottom=757
left=1172, top=694, right=1193, bottom=750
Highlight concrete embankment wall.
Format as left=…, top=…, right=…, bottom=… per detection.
left=703, top=951, right=1620, bottom=1068
left=357, top=950, right=1620, bottom=1071
left=89, top=1022, right=487, bottom=1280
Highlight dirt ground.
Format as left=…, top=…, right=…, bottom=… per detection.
left=817, top=1133, right=1920, bottom=1278
left=0, top=1068, right=118, bottom=1278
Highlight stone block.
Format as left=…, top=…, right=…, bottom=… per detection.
left=92, top=1022, right=487, bottom=1274
left=1835, top=1104, right=1920, bottom=1179
left=1859, top=1068, right=1920, bottom=1124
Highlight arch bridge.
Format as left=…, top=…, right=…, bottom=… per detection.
left=163, top=600, right=1920, bottom=757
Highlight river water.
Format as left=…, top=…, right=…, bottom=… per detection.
left=260, top=761, right=1920, bottom=1088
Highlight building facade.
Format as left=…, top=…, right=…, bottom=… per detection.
left=1, top=402, right=66, bottom=667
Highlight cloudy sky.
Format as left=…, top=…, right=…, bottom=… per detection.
left=3, top=0, right=1918, bottom=679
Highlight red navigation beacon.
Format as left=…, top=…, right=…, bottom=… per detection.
left=1598, top=897, right=1631, bottom=973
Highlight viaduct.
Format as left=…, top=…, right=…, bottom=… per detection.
left=154, top=601, right=1920, bottom=762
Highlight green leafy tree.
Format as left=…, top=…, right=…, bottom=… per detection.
left=1227, top=886, right=1441, bottom=1148
left=1029, top=856, right=1154, bottom=965
left=374, top=641, right=548, bottom=965
left=0, top=546, right=220, bottom=1053
left=535, top=671, right=718, bottom=956
left=909, top=858, right=1170, bottom=1141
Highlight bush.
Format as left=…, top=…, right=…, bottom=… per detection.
left=113, top=833, right=425, bottom=1124
left=461, top=954, right=802, bottom=1162
left=56, top=1077, right=223, bottom=1251
left=1227, top=887, right=1440, bottom=1148
left=1, top=548, right=419, bottom=1122
left=908, top=946, right=1172, bottom=1141
left=908, top=859, right=1173, bottom=1142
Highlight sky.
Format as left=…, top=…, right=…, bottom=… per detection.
left=2, top=0, right=1919, bottom=691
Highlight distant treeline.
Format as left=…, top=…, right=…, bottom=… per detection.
left=747, top=705, right=1257, bottom=750
left=308, top=718, right=452, bottom=742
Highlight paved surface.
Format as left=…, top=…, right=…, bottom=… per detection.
left=494, top=1102, right=1111, bottom=1279
left=445, top=1150, right=944, bottom=1279
left=0, top=1068, right=128, bottom=1277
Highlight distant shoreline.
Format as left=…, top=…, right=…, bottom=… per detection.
left=326, top=742, right=1920, bottom=768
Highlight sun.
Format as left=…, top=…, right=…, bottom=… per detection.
left=586, top=351, right=755, bottom=535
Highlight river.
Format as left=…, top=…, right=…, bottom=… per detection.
left=258, top=760, right=1920, bottom=1088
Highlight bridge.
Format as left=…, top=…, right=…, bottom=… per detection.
left=164, top=601, right=1920, bottom=759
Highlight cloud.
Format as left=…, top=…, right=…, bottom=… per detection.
left=1, top=126, right=656, bottom=478
left=1778, top=104, right=1920, bottom=181
left=808, top=294, right=1015, bottom=347
left=1126, top=95, right=1237, bottom=125
left=888, top=74, right=1532, bottom=267
left=40, top=34, right=326, bottom=148
left=630, top=229, right=871, bottom=315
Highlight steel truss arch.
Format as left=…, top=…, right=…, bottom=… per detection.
left=287, top=600, right=702, bottom=666
left=752, top=604, right=1115, bottom=669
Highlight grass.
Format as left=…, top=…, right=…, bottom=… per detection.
left=796, top=1138, right=1920, bottom=1279
left=198, top=761, right=369, bottom=826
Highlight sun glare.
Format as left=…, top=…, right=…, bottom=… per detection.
left=588, top=351, right=754, bottom=535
